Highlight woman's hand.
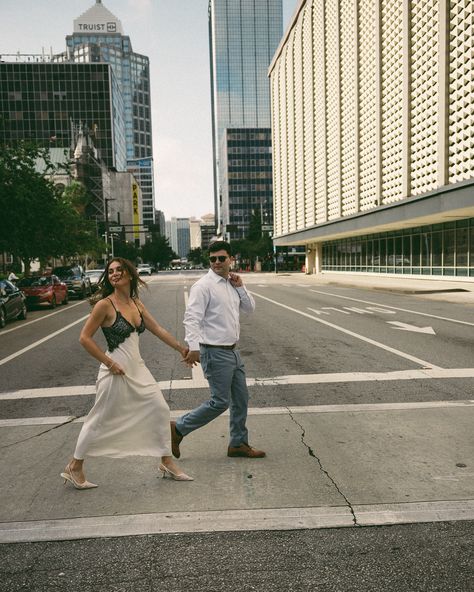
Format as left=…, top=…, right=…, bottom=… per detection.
left=177, top=344, right=189, bottom=359
left=106, top=360, right=125, bottom=375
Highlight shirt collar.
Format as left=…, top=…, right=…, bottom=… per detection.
left=207, top=268, right=228, bottom=283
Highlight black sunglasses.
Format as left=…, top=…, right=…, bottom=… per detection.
left=209, top=255, right=228, bottom=263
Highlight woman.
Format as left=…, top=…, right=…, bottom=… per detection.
left=61, top=257, right=193, bottom=489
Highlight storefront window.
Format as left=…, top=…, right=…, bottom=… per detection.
left=321, top=219, right=473, bottom=276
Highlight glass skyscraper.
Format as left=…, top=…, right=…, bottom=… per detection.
left=208, top=0, right=283, bottom=239
left=56, top=0, right=155, bottom=226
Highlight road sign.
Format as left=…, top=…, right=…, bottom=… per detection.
left=109, top=226, right=122, bottom=232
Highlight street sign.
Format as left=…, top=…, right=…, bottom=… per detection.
left=109, top=226, right=122, bottom=232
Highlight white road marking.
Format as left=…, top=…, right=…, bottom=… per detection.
left=0, top=301, right=86, bottom=336
left=1, top=499, right=472, bottom=543
left=2, top=399, right=473, bottom=427
left=310, top=289, right=474, bottom=327
left=250, top=291, right=439, bottom=368
left=0, top=315, right=90, bottom=367
left=2, top=368, right=474, bottom=400
left=387, top=321, right=436, bottom=334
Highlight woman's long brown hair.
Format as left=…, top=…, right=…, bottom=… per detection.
left=89, top=258, right=146, bottom=304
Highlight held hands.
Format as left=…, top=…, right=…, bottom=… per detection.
left=229, top=272, right=243, bottom=288
left=177, top=344, right=195, bottom=368
left=183, top=350, right=200, bottom=367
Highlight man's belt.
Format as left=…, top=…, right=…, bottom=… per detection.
left=200, top=343, right=236, bottom=350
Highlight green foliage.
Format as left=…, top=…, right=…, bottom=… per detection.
left=0, top=142, right=100, bottom=272
left=187, top=247, right=207, bottom=266
left=141, top=233, right=176, bottom=268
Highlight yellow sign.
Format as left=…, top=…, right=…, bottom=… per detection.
left=132, top=183, right=139, bottom=239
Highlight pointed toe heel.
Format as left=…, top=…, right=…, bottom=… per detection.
left=159, top=463, right=193, bottom=482
left=60, top=467, right=98, bottom=490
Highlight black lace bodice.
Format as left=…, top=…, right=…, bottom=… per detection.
left=102, top=309, right=145, bottom=352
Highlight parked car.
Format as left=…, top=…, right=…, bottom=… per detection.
left=18, top=275, right=68, bottom=309
left=85, top=269, right=104, bottom=292
left=0, top=279, right=27, bottom=328
left=52, top=265, right=92, bottom=299
left=137, top=263, right=153, bottom=276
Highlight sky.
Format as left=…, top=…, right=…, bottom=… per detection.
left=0, top=0, right=298, bottom=220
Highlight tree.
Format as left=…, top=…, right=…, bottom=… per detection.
left=0, top=142, right=101, bottom=273
left=188, top=247, right=207, bottom=266
left=140, top=234, right=176, bottom=269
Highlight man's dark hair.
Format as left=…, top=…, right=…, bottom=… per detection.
left=209, top=241, right=232, bottom=256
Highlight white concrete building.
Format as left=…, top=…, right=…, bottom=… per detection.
left=269, top=0, right=474, bottom=278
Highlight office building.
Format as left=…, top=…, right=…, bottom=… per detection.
left=270, top=0, right=474, bottom=277
left=200, top=213, right=217, bottom=251
left=0, top=61, right=126, bottom=170
left=165, top=217, right=191, bottom=259
left=208, top=0, right=283, bottom=238
left=57, top=0, right=155, bottom=227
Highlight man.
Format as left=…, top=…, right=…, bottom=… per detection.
left=171, top=241, right=265, bottom=459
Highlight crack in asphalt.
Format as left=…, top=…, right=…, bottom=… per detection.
left=0, top=415, right=83, bottom=449
left=287, top=408, right=359, bottom=527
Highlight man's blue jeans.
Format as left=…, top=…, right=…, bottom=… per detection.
left=176, top=346, right=249, bottom=447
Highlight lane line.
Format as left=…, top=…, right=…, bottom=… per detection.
left=2, top=400, right=473, bottom=427
left=2, top=368, right=474, bottom=400
left=250, top=291, right=441, bottom=369
left=0, top=301, right=86, bottom=336
left=1, top=500, right=472, bottom=543
left=310, top=289, right=474, bottom=327
left=0, top=315, right=89, bottom=367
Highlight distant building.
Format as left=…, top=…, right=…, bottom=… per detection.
left=0, top=61, right=125, bottom=171
left=154, top=210, right=166, bottom=236
left=270, top=0, right=474, bottom=277
left=200, top=213, right=217, bottom=251
left=208, top=0, right=283, bottom=238
left=55, top=0, right=155, bottom=227
left=189, top=218, right=202, bottom=250
left=165, top=217, right=191, bottom=259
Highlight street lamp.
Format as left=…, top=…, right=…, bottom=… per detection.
left=104, top=198, right=115, bottom=261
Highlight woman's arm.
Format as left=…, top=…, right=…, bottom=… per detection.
left=138, top=300, right=188, bottom=358
left=79, top=300, right=124, bottom=374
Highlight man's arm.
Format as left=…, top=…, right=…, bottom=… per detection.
left=183, top=283, right=208, bottom=351
left=229, top=272, right=255, bottom=314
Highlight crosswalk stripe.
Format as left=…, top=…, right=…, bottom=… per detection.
left=1, top=400, right=472, bottom=428
left=2, top=367, right=474, bottom=400
left=1, top=500, right=472, bottom=543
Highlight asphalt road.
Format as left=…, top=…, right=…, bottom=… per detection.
left=1, top=271, right=473, bottom=591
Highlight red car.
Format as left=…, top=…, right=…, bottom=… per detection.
left=19, top=275, right=69, bottom=309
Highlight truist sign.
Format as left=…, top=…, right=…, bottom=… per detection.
left=76, top=21, right=117, bottom=32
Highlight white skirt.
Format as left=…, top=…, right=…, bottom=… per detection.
left=74, top=332, right=172, bottom=459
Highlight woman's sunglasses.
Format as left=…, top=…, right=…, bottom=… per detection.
left=209, top=256, right=228, bottom=263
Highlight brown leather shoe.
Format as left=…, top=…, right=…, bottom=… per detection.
left=170, top=421, right=183, bottom=459
left=227, top=443, right=266, bottom=458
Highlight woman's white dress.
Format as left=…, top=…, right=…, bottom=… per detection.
left=74, top=307, right=172, bottom=459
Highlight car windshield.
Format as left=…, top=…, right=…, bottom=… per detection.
left=19, top=277, right=51, bottom=287
left=86, top=271, right=103, bottom=277
left=53, top=267, right=76, bottom=278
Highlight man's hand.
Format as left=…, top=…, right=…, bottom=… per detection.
left=183, top=350, right=200, bottom=367
left=229, top=272, right=243, bottom=288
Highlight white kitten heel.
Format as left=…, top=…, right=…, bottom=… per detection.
left=159, top=463, right=194, bottom=481
left=60, top=465, right=98, bottom=490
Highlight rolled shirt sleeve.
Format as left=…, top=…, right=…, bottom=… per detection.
left=183, top=284, right=208, bottom=351
left=235, top=286, right=255, bottom=314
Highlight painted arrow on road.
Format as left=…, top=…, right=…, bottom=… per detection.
left=387, top=321, right=436, bottom=335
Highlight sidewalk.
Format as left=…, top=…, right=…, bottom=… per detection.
left=240, top=270, right=474, bottom=304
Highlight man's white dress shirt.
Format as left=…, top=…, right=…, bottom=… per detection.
left=184, top=269, right=255, bottom=351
